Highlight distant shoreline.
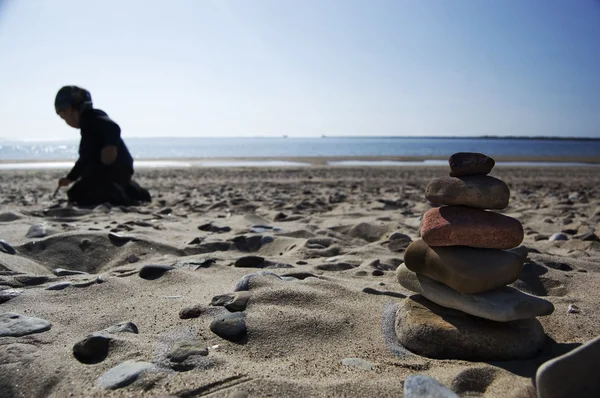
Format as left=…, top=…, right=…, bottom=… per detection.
left=1, top=155, right=600, bottom=166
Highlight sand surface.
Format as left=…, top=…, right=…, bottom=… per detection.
left=0, top=166, right=598, bottom=397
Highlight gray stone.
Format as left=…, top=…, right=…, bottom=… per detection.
left=0, top=289, right=22, bottom=303
left=210, top=291, right=252, bottom=312
left=0, top=312, right=51, bottom=337
left=168, top=341, right=208, bottom=363
left=574, top=232, right=600, bottom=242
left=0, top=239, right=16, bottom=255
left=53, top=268, right=89, bottom=276
left=234, top=271, right=282, bottom=291
left=404, top=375, right=459, bottom=398
left=179, top=304, right=205, bottom=319
left=14, top=275, right=50, bottom=286
left=396, top=265, right=554, bottom=322
left=73, top=334, right=110, bottom=364
left=210, top=312, right=247, bottom=341
left=549, top=233, right=569, bottom=241
left=395, top=295, right=546, bottom=360
left=46, top=282, right=72, bottom=290
left=388, top=232, right=412, bottom=252
left=26, top=224, right=47, bottom=238
left=341, top=358, right=375, bottom=370
left=139, top=265, right=174, bottom=280
left=103, top=321, right=139, bottom=334
left=96, top=360, right=155, bottom=389
left=536, top=335, right=600, bottom=398
left=0, top=212, right=20, bottom=222
left=425, top=175, right=509, bottom=209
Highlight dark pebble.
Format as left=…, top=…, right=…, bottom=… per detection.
left=179, top=304, right=205, bottom=319
left=234, top=256, right=265, bottom=268
left=575, top=232, right=600, bottom=242
left=448, top=152, right=495, bottom=177
left=103, top=321, right=139, bottom=334
left=210, top=312, right=247, bottom=342
left=0, top=239, right=16, bottom=255
left=139, top=265, right=174, bottom=280
left=73, top=334, right=110, bottom=364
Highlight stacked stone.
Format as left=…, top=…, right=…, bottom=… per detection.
left=395, top=152, right=555, bottom=361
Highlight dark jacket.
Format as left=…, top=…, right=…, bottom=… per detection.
left=67, top=109, right=134, bottom=182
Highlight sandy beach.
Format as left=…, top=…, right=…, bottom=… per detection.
left=0, top=164, right=598, bottom=397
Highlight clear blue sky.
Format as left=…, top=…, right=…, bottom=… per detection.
left=0, top=0, right=599, bottom=140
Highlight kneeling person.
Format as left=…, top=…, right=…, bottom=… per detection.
left=54, top=85, right=151, bottom=206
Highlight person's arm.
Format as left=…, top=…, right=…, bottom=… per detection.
left=99, top=117, right=121, bottom=165
left=66, top=158, right=84, bottom=181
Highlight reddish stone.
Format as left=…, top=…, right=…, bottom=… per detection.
left=449, top=152, right=495, bottom=177
left=420, top=206, right=523, bottom=249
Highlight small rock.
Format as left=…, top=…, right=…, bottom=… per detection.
left=404, top=374, right=459, bottom=398
left=261, top=235, right=275, bottom=245
left=108, top=233, right=137, bottom=245
left=567, top=304, right=580, bottom=314
left=104, top=321, right=139, bottom=334
left=0, top=289, right=22, bottom=303
left=188, top=237, right=203, bottom=245
left=211, top=292, right=252, bottom=312
left=561, top=229, right=578, bottom=235
left=0, top=239, right=16, bottom=255
left=26, top=224, right=47, bottom=238
left=388, top=232, right=412, bottom=252
left=53, top=268, right=88, bottom=276
left=210, top=312, right=247, bottom=341
left=0, top=312, right=52, bottom=337
left=448, top=152, right=495, bottom=177
left=73, top=334, right=110, bottom=364
left=126, top=254, right=140, bottom=263
left=341, top=358, right=375, bottom=370
left=536, top=335, right=600, bottom=398
left=96, top=360, right=155, bottom=390
left=234, top=271, right=282, bottom=291
left=372, top=270, right=384, bottom=276
left=14, top=275, right=50, bottom=286
left=534, top=234, right=550, bottom=241
left=168, top=341, right=208, bottom=363
left=158, top=207, right=173, bottom=215
left=46, top=282, right=72, bottom=291
left=0, top=212, right=20, bottom=222
left=574, top=232, right=600, bottom=242
left=549, top=233, right=569, bottom=241
left=234, top=256, right=265, bottom=268
left=179, top=304, right=205, bottom=319
left=139, top=265, right=174, bottom=280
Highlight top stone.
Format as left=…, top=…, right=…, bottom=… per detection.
left=449, top=152, right=495, bottom=177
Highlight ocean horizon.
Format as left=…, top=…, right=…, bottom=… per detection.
left=1, top=136, right=599, bottom=162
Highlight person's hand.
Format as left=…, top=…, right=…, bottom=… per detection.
left=101, top=146, right=118, bottom=165
left=58, top=177, right=72, bottom=187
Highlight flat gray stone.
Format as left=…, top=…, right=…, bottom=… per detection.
left=26, top=224, right=47, bottom=238
left=46, top=282, right=72, bottom=290
left=0, top=312, right=51, bottom=337
left=0, top=289, right=22, bottom=303
left=53, top=268, right=89, bottom=276
left=0, top=239, right=16, bottom=255
left=96, top=360, right=155, bottom=389
left=341, top=358, right=375, bottom=370
left=549, top=233, right=569, bottom=241
left=0, top=212, right=20, bottom=222
left=404, top=375, right=459, bottom=398
left=103, top=321, right=139, bottom=334
left=536, top=335, right=600, bottom=398
left=396, top=265, right=554, bottom=322
left=168, top=341, right=208, bottom=363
